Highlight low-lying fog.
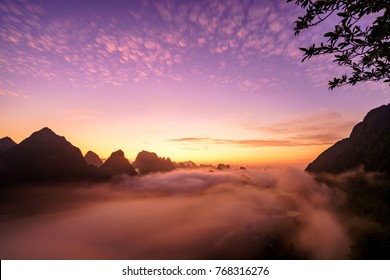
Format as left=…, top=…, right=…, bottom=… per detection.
left=0, top=167, right=374, bottom=259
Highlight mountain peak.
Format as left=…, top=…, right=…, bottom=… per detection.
left=0, top=136, right=15, bottom=142
left=133, top=150, right=175, bottom=174
left=84, top=151, right=103, bottom=167
left=99, top=149, right=137, bottom=177
left=110, top=149, right=125, bottom=158
left=27, top=127, right=65, bottom=144
left=35, top=127, right=56, bottom=135
left=0, top=137, right=17, bottom=154
left=0, top=127, right=95, bottom=184
left=306, top=104, right=390, bottom=176
left=40, top=127, right=53, bottom=132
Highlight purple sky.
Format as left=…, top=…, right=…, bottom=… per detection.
left=0, top=0, right=388, bottom=165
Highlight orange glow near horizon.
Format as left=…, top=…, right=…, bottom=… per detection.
left=3, top=103, right=385, bottom=169
left=2, top=123, right=332, bottom=167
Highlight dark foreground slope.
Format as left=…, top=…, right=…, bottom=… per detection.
left=307, top=104, right=390, bottom=259
left=306, top=104, right=390, bottom=176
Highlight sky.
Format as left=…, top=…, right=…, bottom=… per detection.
left=0, top=0, right=388, bottom=166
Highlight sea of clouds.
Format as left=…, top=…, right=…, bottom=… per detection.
left=0, top=167, right=355, bottom=259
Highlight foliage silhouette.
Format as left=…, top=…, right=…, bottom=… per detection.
left=288, top=0, right=389, bottom=89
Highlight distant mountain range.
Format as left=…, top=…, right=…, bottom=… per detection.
left=2, top=103, right=388, bottom=186
left=173, top=160, right=198, bottom=169
left=0, top=127, right=233, bottom=187
left=307, top=104, right=390, bottom=176
left=0, top=128, right=187, bottom=186
left=0, top=128, right=99, bottom=184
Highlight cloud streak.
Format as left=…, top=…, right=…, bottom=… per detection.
left=166, top=108, right=356, bottom=149
left=168, top=137, right=298, bottom=147
left=242, top=109, right=355, bottom=144
left=66, top=109, right=100, bottom=121
left=167, top=137, right=336, bottom=147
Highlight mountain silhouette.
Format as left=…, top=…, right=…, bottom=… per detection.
left=99, top=150, right=137, bottom=177
left=133, top=150, right=175, bottom=174
left=217, top=163, right=231, bottom=170
left=84, top=151, right=103, bottom=167
left=0, top=137, right=16, bottom=155
left=0, top=127, right=98, bottom=185
left=306, top=104, right=390, bottom=176
left=174, top=161, right=198, bottom=169
left=199, top=164, right=215, bottom=169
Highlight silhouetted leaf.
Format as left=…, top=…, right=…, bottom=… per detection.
left=288, top=0, right=389, bottom=89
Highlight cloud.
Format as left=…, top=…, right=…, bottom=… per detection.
left=241, top=109, right=356, bottom=145
left=165, top=109, right=356, bottom=149
left=1, top=0, right=385, bottom=94
left=167, top=137, right=332, bottom=147
left=0, top=168, right=351, bottom=259
left=66, top=109, right=100, bottom=121
left=154, top=0, right=175, bottom=22
left=0, top=88, right=28, bottom=98
left=162, top=108, right=356, bottom=148
left=0, top=0, right=308, bottom=93
left=0, top=0, right=189, bottom=90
